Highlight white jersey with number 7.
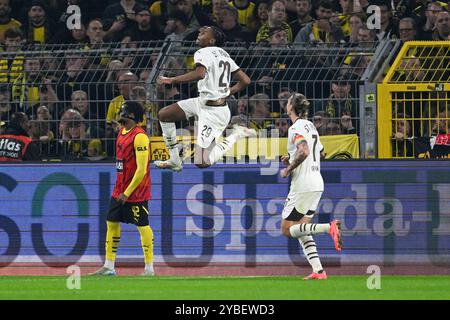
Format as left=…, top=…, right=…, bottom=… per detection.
left=287, top=119, right=324, bottom=193
left=194, top=46, right=240, bottom=100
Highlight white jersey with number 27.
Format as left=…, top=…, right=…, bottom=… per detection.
left=287, top=119, right=324, bottom=193
left=194, top=46, right=240, bottom=100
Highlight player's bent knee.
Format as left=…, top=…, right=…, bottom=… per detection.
left=158, top=109, right=169, bottom=122
left=281, top=225, right=291, bottom=237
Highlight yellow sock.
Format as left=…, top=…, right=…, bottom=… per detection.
left=105, top=221, right=121, bottom=264
left=137, top=225, right=154, bottom=266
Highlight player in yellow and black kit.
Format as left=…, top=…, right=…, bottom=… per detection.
left=90, top=101, right=154, bottom=276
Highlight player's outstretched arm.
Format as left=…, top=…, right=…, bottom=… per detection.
left=229, top=69, right=251, bottom=96
left=157, top=66, right=206, bottom=85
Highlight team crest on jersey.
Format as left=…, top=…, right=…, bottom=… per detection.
left=116, top=159, right=124, bottom=172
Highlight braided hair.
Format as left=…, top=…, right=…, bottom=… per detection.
left=210, top=26, right=226, bottom=47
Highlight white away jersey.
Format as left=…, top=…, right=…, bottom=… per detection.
left=287, top=119, right=324, bottom=193
left=194, top=46, right=240, bottom=100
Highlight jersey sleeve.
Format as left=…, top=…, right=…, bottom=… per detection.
left=287, top=127, right=295, bottom=146
left=123, top=133, right=150, bottom=198
left=229, top=57, right=240, bottom=73
left=194, top=49, right=209, bottom=69
left=318, top=137, right=324, bottom=153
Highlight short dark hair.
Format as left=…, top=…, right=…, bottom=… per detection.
left=358, top=24, right=377, bottom=39
left=221, top=5, right=239, bottom=19
left=167, top=10, right=189, bottom=25
left=28, top=0, right=47, bottom=12
left=135, top=4, right=150, bottom=14
left=9, top=112, right=28, bottom=129
left=4, top=27, right=24, bottom=40
left=121, top=29, right=139, bottom=42
left=210, top=26, right=226, bottom=47
left=268, top=26, right=285, bottom=38
left=88, top=18, right=103, bottom=28
left=371, top=0, right=391, bottom=10
left=318, top=0, right=333, bottom=10
left=400, top=17, right=417, bottom=29
left=332, top=73, right=351, bottom=85
left=269, top=0, right=285, bottom=11
left=121, top=101, right=144, bottom=123
left=253, top=0, right=270, bottom=19
left=314, top=110, right=330, bottom=118
left=279, top=87, right=292, bottom=93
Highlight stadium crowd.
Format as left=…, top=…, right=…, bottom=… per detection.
left=0, top=0, right=448, bottom=160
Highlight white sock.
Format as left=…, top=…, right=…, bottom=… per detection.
left=289, top=223, right=330, bottom=238
left=208, top=133, right=238, bottom=165
left=298, top=235, right=323, bottom=273
left=104, top=259, right=115, bottom=270
left=145, top=264, right=154, bottom=273
left=160, top=121, right=181, bottom=162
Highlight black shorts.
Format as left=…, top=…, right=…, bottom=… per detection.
left=285, top=209, right=315, bottom=222
left=107, top=197, right=149, bottom=226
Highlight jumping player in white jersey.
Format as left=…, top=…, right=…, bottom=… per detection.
left=155, top=26, right=256, bottom=171
left=280, top=93, right=342, bottom=280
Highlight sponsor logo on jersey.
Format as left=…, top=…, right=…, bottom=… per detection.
left=0, top=138, right=22, bottom=152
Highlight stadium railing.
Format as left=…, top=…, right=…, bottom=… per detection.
left=377, top=41, right=450, bottom=159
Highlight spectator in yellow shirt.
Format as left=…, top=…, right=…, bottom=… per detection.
left=229, top=0, right=255, bottom=28
left=0, top=0, right=22, bottom=43
left=248, top=93, right=273, bottom=131
left=0, top=27, right=25, bottom=84
left=21, top=0, right=55, bottom=44
left=106, top=71, right=140, bottom=131
left=248, top=0, right=269, bottom=33
left=294, top=0, right=344, bottom=43
left=256, top=0, right=293, bottom=43
left=11, top=56, right=42, bottom=114
left=211, top=0, right=229, bottom=23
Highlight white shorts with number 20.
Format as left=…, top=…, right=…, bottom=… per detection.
left=178, top=97, right=231, bottom=149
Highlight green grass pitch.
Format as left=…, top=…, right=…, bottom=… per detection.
left=1, top=276, right=449, bottom=300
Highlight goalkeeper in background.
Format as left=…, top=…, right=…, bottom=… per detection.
left=91, top=101, right=154, bottom=276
